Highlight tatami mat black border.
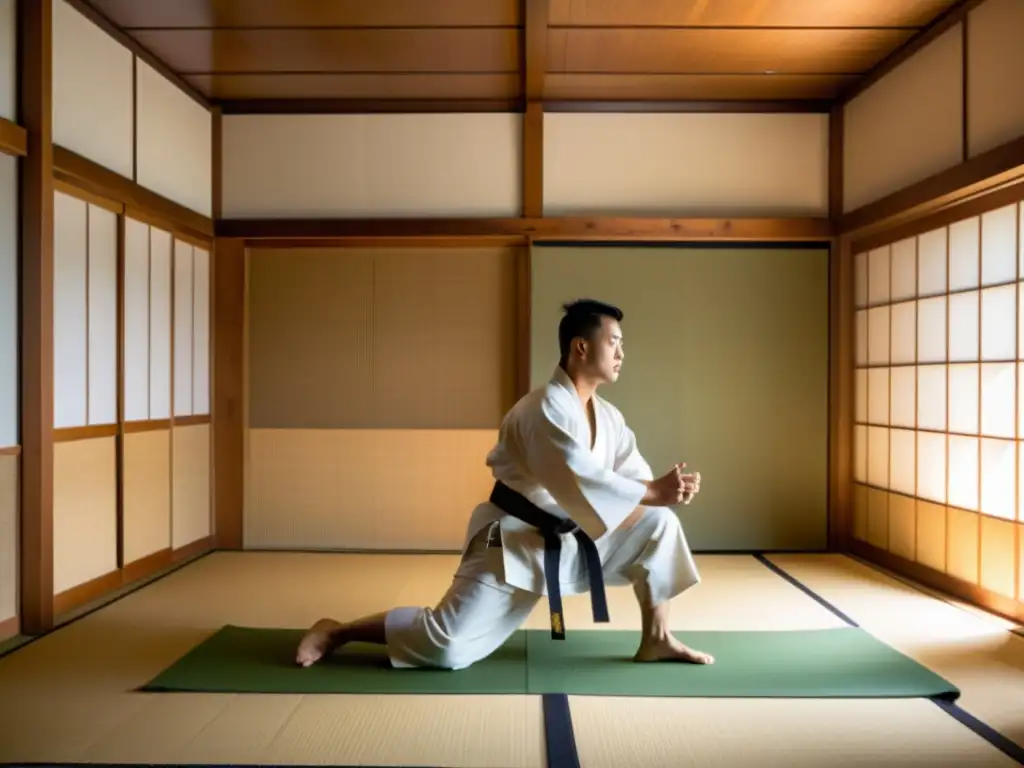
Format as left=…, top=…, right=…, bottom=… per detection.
left=543, top=693, right=581, bottom=768
left=755, top=553, right=1024, bottom=766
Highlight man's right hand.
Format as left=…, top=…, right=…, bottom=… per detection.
left=643, top=463, right=700, bottom=507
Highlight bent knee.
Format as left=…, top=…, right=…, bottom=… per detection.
left=644, top=505, right=682, bottom=532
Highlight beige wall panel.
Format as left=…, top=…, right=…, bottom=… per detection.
left=531, top=245, right=829, bottom=551
left=866, top=487, right=888, bottom=550
left=136, top=61, right=213, bottom=217
left=372, top=249, right=517, bottom=427
left=172, top=424, right=211, bottom=550
left=0, top=0, right=14, bottom=121
left=945, top=507, right=979, bottom=585
left=967, top=0, right=1024, bottom=156
left=221, top=114, right=521, bottom=218
left=52, top=0, right=133, bottom=178
left=887, top=493, right=916, bottom=562
left=245, top=429, right=497, bottom=551
left=843, top=26, right=963, bottom=212
left=247, top=247, right=518, bottom=429
left=543, top=112, right=829, bottom=216
left=915, top=500, right=947, bottom=573
left=123, top=430, right=171, bottom=564
left=0, top=454, right=17, bottom=622
left=979, top=515, right=1016, bottom=599
left=0, top=152, right=16, bottom=448
left=53, top=437, right=117, bottom=594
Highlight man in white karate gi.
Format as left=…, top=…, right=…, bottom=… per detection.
left=297, top=299, right=712, bottom=669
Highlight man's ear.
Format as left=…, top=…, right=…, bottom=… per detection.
left=574, top=337, right=587, bottom=358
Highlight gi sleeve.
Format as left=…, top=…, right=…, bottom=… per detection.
left=522, top=395, right=649, bottom=539
left=612, top=422, right=655, bottom=483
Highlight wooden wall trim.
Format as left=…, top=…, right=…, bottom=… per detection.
left=851, top=176, right=1024, bottom=255
left=213, top=238, right=245, bottom=551
left=218, top=98, right=521, bottom=115
left=838, top=133, right=1024, bottom=238
left=828, top=104, right=844, bottom=222
left=0, top=615, right=18, bottom=641
left=0, top=117, right=27, bottom=157
left=211, top=106, right=222, bottom=221
left=174, top=535, right=214, bottom=563
left=828, top=236, right=854, bottom=550
left=62, top=0, right=211, bottom=110
left=53, top=146, right=214, bottom=239
left=544, top=100, right=834, bottom=114
left=522, top=104, right=543, bottom=218
left=54, top=178, right=123, bottom=214
left=219, top=217, right=834, bottom=242
left=248, top=236, right=528, bottom=250
left=0, top=446, right=21, bottom=456
left=53, top=424, right=118, bottom=442
left=19, top=0, right=55, bottom=636
left=174, top=414, right=211, bottom=427
left=848, top=539, right=1024, bottom=624
left=52, top=569, right=121, bottom=616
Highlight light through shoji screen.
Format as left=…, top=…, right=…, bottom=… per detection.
left=852, top=201, right=1022, bottom=602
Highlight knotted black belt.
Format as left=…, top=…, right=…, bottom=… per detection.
left=488, top=481, right=609, bottom=639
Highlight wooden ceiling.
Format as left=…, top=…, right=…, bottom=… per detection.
left=81, top=0, right=968, bottom=110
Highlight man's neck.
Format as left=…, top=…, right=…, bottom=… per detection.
left=562, top=364, right=599, bottom=406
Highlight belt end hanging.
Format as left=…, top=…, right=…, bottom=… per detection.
left=550, top=610, right=566, bottom=640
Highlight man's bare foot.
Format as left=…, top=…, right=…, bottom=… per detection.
left=296, top=618, right=346, bottom=667
left=633, top=633, right=715, bottom=664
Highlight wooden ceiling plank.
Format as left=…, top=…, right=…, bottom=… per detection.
left=87, top=0, right=521, bottom=28
left=547, top=28, right=916, bottom=75
left=128, top=28, right=521, bottom=74
left=548, top=0, right=962, bottom=29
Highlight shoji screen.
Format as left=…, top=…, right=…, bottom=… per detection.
left=121, top=216, right=211, bottom=566
left=52, top=189, right=119, bottom=596
left=852, top=201, right=1022, bottom=602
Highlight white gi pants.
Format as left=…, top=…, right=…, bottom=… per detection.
left=384, top=506, right=700, bottom=670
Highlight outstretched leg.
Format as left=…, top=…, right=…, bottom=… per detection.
left=600, top=505, right=714, bottom=664
left=296, top=523, right=538, bottom=670
left=296, top=612, right=387, bottom=667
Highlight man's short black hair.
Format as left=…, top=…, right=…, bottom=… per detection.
left=558, top=299, right=623, bottom=366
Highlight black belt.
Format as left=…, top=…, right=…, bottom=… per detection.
left=488, top=481, right=609, bottom=639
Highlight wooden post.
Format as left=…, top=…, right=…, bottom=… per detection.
left=19, top=0, right=55, bottom=634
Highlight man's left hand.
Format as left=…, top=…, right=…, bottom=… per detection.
left=681, top=471, right=701, bottom=505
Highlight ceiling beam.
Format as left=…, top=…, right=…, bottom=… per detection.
left=522, top=0, right=548, bottom=217
left=545, top=100, right=833, bottom=113
left=216, top=216, right=834, bottom=242
left=217, top=98, right=522, bottom=115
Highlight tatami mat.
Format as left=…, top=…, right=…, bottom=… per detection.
left=0, top=550, right=1019, bottom=767
left=766, top=553, right=1024, bottom=750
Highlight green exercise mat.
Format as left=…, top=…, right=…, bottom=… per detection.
left=140, top=625, right=527, bottom=695
left=139, top=624, right=960, bottom=700
left=525, top=628, right=960, bottom=699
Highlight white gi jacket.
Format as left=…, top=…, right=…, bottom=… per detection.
left=462, top=365, right=655, bottom=596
